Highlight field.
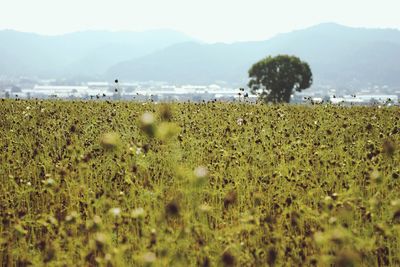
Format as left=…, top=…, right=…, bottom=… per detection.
left=0, top=99, right=399, bottom=266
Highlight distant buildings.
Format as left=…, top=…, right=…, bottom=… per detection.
left=329, top=95, right=399, bottom=105
left=0, top=76, right=399, bottom=105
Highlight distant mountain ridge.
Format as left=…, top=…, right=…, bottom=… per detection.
left=2, top=23, right=400, bottom=88
left=0, top=29, right=195, bottom=79
left=107, top=23, right=400, bottom=87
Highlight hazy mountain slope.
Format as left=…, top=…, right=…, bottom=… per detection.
left=0, top=29, right=195, bottom=78
left=107, top=23, right=400, bottom=87
left=107, top=42, right=262, bottom=84
left=2, top=23, right=400, bottom=87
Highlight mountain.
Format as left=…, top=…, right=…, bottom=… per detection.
left=2, top=24, right=400, bottom=88
left=107, top=23, right=400, bottom=87
left=0, top=29, right=195, bottom=79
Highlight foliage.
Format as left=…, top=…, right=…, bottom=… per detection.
left=248, top=55, right=313, bottom=103
left=0, top=99, right=399, bottom=266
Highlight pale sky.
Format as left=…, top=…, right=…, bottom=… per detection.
left=1, top=0, right=399, bottom=43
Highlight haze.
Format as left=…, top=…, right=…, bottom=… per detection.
left=1, top=0, right=400, bottom=43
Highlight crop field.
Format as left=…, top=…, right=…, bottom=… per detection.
left=0, top=99, right=399, bottom=266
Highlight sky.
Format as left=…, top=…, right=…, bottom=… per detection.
left=1, top=0, right=400, bottom=43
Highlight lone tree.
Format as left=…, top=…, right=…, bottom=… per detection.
left=248, top=55, right=312, bottom=103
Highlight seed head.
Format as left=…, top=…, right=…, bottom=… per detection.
left=140, top=112, right=156, bottom=137
left=221, top=251, right=235, bottom=267
left=142, top=252, right=156, bottom=263
left=224, top=190, right=237, bottom=209
left=159, top=104, right=173, bottom=121
left=194, top=166, right=208, bottom=178
left=100, top=132, right=121, bottom=150
left=141, top=112, right=155, bottom=125
left=131, top=207, right=145, bottom=219
left=109, top=207, right=121, bottom=217
left=165, top=200, right=180, bottom=217
left=383, top=139, right=395, bottom=156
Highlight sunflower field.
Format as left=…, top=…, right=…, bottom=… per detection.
left=0, top=99, right=399, bottom=266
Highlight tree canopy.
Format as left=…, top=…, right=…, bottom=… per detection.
left=248, top=55, right=313, bottom=103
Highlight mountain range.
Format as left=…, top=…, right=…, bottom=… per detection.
left=0, top=29, right=195, bottom=79
left=1, top=23, right=400, bottom=87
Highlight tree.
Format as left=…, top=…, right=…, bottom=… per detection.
left=248, top=55, right=312, bottom=103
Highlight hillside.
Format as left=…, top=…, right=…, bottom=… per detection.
left=107, top=23, right=400, bottom=87
left=0, top=29, right=195, bottom=78
left=2, top=23, right=400, bottom=88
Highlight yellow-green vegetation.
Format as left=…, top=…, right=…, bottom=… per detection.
left=0, top=99, right=399, bottom=266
